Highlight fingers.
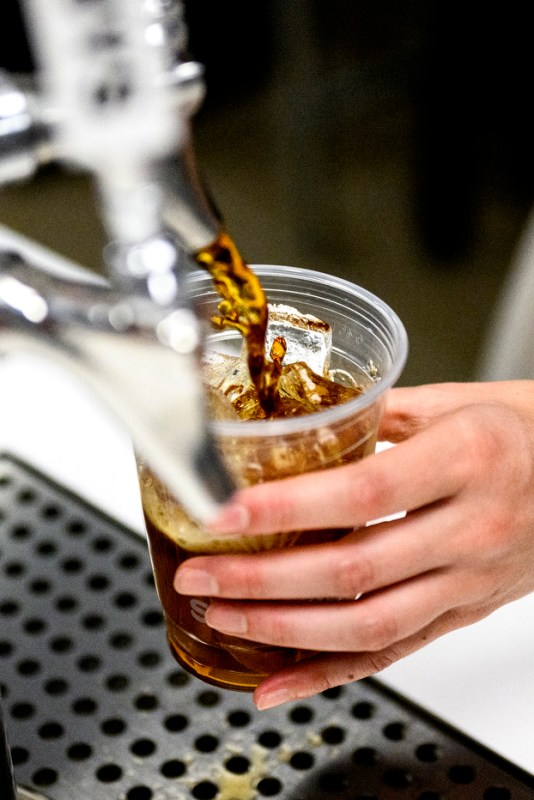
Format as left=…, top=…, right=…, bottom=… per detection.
left=208, top=408, right=471, bottom=537
left=251, top=607, right=467, bottom=710
left=204, top=570, right=456, bottom=652
left=175, top=503, right=452, bottom=600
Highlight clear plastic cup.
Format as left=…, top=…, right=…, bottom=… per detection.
left=137, top=265, right=408, bottom=691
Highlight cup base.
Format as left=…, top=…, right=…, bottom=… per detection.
left=164, top=614, right=310, bottom=692
left=167, top=637, right=266, bottom=692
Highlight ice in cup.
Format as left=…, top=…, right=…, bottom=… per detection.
left=137, top=265, right=408, bottom=691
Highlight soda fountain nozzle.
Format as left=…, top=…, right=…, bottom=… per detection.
left=0, top=0, right=236, bottom=522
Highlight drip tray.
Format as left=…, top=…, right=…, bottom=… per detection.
left=1, top=452, right=533, bottom=800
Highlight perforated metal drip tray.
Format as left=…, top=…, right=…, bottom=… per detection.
left=1, top=454, right=534, bottom=800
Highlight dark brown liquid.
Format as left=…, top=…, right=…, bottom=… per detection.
left=144, top=512, right=349, bottom=691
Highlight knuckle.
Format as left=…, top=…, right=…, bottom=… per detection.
left=336, top=551, right=376, bottom=597
left=358, top=610, right=399, bottom=651
left=353, top=470, right=391, bottom=519
left=454, top=407, right=505, bottom=477
left=363, top=648, right=399, bottom=674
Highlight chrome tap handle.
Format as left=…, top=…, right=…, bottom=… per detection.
left=0, top=244, right=234, bottom=522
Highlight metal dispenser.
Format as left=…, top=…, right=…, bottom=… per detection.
left=0, top=0, right=234, bottom=524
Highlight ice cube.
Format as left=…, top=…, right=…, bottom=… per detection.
left=241, top=303, right=332, bottom=376
left=267, top=303, right=332, bottom=375
left=202, top=350, right=264, bottom=420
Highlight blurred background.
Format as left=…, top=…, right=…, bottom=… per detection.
left=1, top=0, right=534, bottom=386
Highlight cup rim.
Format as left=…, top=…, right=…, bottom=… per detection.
left=187, top=264, right=409, bottom=437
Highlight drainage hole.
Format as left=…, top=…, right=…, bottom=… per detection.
left=164, top=713, right=188, bottom=733
left=382, top=721, right=406, bottom=741
left=483, top=789, right=512, bottom=800
left=127, top=787, right=153, bottom=800
left=17, top=658, right=40, bottom=676
left=10, top=746, right=29, bottom=765
left=77, top=654, right=102, bottom=672
left=87, top=573, right=110, bottom=591
left=33, top=767, right=58, bottom=787
left=3, top=560, right=25, bottom=577
left=196, top=690, right=220, bottom=707
left=66, top=519, right=87, bottom=536
left=24, top=616, right=47, bottom=634
left=61, top=556, right=84, bottom=573
left=10, top=524, right=31, bottom=540
left=10, top=701, right=35, bottom=719
left=227, top=709, right=251, bottom=727
left=382, top=767, right=413, bottom=789
left=49, top=635, right=74, bottom=653
left=109, top=631, right=134, bottom=649
left=141, top=608, right=163, bottom=627
left=106, top=673, right=130, bottom=692
left=67, top=742, right=93, bottom=760
left=72, top=697, right=98, bottom=715
left=82, top=612, right=106, bottom=630
left=192, top=780, right=219, bottom=799
left=289, top=705, right=314, bottom=724
left=28, top=578, right=51, bottom=595
left=17, top=487, right=36, bottom=503
left=161, top=759, right=187, bottom=779
left=44, top=677, right=69, bottom=695
left=289, top=751, right=315, bottom=770
left=167, top=669, right=190, bottom=687
left=225, top=756, right=250, bottom=774
left=41, top=503, right=61, bottom=519
left=321, top=724, right=346, bottom=745
left=55, top=594, right=78, bottom=612
left=416, top=742, right=441, bottom=762
left=257, top=777, right=283, bottom=796
left=96, top=763, right=123, bottom=783
left=118, top=552, right=141, bottom=570
left=0, top=600, right=20, bottom=616
left=138, top=650, right=161, bottom=668
left=35, top=540, right=57, bottom=556
left=114, top=591, right=138, bottom=609
left=92, top=535, right=114, bottom=552
left=257, top=730, right=282, bottom=749
left=135, top=692, right=159, bottom=711
left=195, top=734, right=219, bottom=753
left=38, top=721, right=64, bottom=740
left=0, top=640, right=14, bottom=657
left=448, top=764, right=476, bottom=784
left=101, top=717, right=127, bottom=736
left=126, top=786, right=153, bottom=800
left=352, top=746, right=378, bottom=766
left=351, top=701, right=375, bottom=719
left=130, top=738, right=157, bottom=758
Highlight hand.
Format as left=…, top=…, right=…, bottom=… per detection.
left=174, top=381, right=534, bottom=710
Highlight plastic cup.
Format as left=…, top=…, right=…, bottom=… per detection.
left=137, top=265, right=408, bottom=690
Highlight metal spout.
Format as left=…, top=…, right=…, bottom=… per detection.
left=0, top=237, right=234, bottom=523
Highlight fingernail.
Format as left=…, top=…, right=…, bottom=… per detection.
left=206, top=503, right=250, bottom=534
left=206, top=606, right=248, bottom=634
left=255, top=687, right=293, bottom=711
left=174, top=569, right=219, bottom=595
